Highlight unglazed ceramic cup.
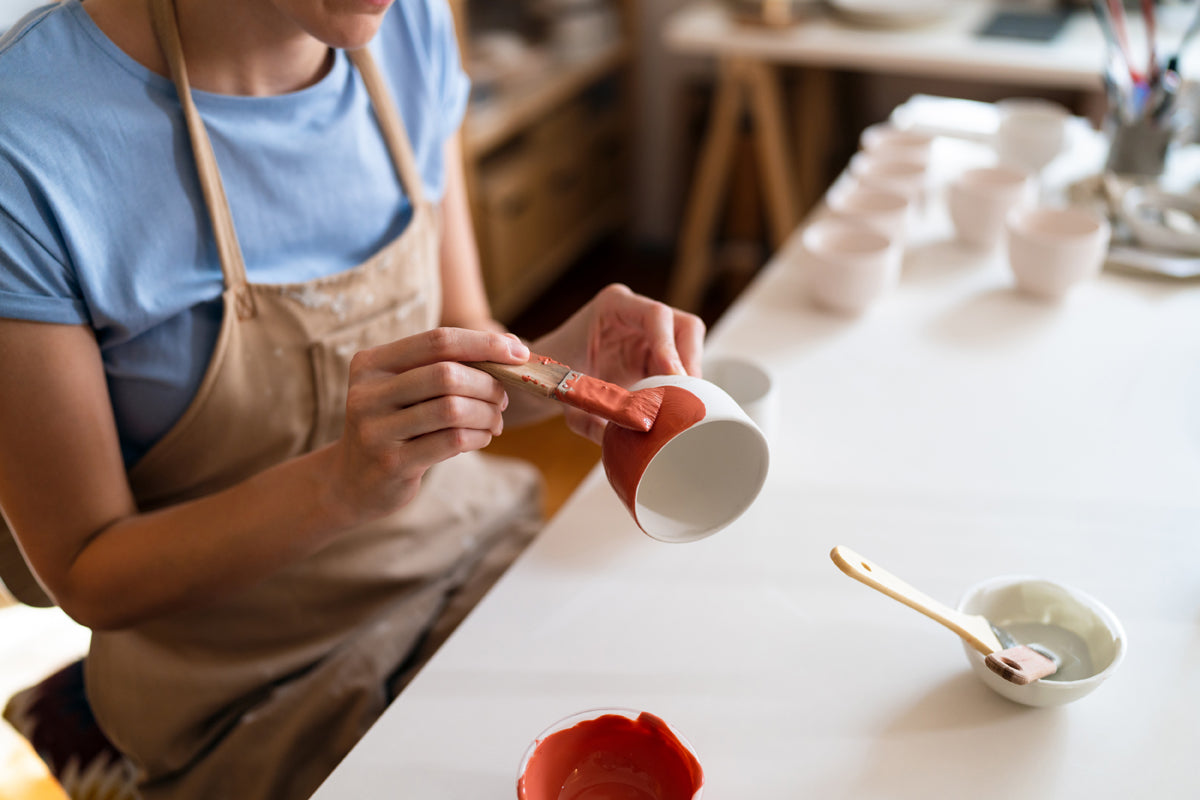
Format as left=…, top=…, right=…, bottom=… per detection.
left=826, top=182, right=912, bottom=241
left=995, top=98, right=1070, bottom=173
left=860, top=123, right=935, bottom=168
left=800, top=218, right=902, bottom=314
left=701, top=354, right=778, bottom=438
left=1005, top=205, right=1110, bottom=300
left=517, top=708, right=704, bottom=800
left=947, top=165, right=1035, bottom=250
left=848, top=151, right=927, bottom=203
left=602, top=375, right=769, bottom=543
left=958, top=576, right=1126, bottom=707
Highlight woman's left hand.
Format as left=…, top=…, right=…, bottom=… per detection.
left=532, top=283, right=706, bottom=442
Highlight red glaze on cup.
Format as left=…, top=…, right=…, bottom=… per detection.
left=602, top=385, right=705, bottom=512
left=517, top=711, right=704, bottom=800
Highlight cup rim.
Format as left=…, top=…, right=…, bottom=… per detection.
left=954, top=165, right=1031, bottom=191
left=850, top=151, right=926, bottom=176
left=613, top=375, right=770, bottom=544
left=803, top=217, right=894, bottom=256
left=862, top=122, right=935, bottom=151
left=828, top=184, right=910, bottom=214
left=1006, top=205, right=1110, bottom=243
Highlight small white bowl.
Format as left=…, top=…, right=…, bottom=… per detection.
left=957, top=576, right=1126, bottom=707
left=826, top=183, right=912, bottom=241
left=995, top=98, right=1070, bottom=173
left=947, top=165, right=1034, bottom=250
left=848, top=152, right=927, bottom=203
left=517, top=708, right=704, bottom=800
left=1005, top=206, right=1110, bottom=300
left=800, top=218, right=902, bottom=314
left=860, top=123, right=935, bottom=167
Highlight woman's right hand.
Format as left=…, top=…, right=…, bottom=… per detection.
left=325, top=327, right=530, bottom=523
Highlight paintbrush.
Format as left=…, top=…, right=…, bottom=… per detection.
left=467, top=354, right=663, bottom=432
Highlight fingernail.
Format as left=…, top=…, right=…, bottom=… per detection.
left=500, top=392, right=509, bottom=411
left=508, top=336, right=529, bottom=360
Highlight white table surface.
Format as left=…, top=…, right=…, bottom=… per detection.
left=664, top=0, right=1200, bottom=92
left=313, top=129, right=1200, bottom=798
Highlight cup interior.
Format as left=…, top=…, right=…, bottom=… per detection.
left=804, top=219, right=892, bottom=258
left=517, top=708, right=704, bottom=800
left=634, top=418, right=768, bottom=542
left=1008, top=206, right=1107, bottom=243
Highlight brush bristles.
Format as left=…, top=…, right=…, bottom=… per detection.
left=556, top=373, right=662, bottom=431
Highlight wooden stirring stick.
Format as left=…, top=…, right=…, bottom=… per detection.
left=467, top=355, right=663, bottom=432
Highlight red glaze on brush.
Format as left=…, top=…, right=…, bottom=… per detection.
left=517, top=712, right=703, bottom=800
left=603, top=386, right=705, bottom=512
left=558, top=372, right=663, bottom=432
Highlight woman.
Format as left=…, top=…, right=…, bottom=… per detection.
left=0, top=0, right=705, bottom=797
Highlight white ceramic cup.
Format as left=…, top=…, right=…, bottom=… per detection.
left=826, top=182, right=912, bottom=241
left=1005, top=205, right=1111, bottom=300
left=701, top=354, right=778, bottom=438
left=601, top=375, right=769, bottom=543
left=995, top=98, right=1070, bottom=173
left=800, top=218, right=902, bottom=314
left=958, top=575, right=1126, bottom=707
left=848, top=151, right=927, bottom=204
left=860, top=123, right=935, bottom=168
left=947, top=165, right=1035, bottom=250
left=517, top=708, right=704, bottom=800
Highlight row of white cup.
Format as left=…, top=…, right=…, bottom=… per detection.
left=798, top=114, right=1111, bottom=313
left=799, top=124, right=933, bottom=314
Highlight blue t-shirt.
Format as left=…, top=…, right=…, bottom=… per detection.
left=0, top=0, right=469, bottom=466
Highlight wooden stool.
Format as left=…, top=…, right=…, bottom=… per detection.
left=669, top=57, right=833, bottom=312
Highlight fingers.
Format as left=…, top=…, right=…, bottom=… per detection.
left=673, top=308, right=707, bottom=377
left=592, top=284, right=707, bottom=377
left=356, top=327, right=529, bottom=377
left=340, top=328, right=527, bottom=486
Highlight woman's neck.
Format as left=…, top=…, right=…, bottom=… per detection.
left=84, top=0, right=333, bottom=96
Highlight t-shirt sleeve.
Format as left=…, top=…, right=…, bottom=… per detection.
left=0, top=197, right=88, bottom=325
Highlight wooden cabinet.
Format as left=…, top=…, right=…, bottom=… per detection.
left=448, top=0, right=637, bottom=321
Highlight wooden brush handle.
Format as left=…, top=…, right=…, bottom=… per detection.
left=465, top=358, right=573, bottom=400
left=830, top=546, right=1003, bottom=655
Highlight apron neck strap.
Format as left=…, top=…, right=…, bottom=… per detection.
left=347, top=47, right=427, bottom=206
left=148, top=0, right=429, bottom=319
left=149, top=0, right=254, bottom=318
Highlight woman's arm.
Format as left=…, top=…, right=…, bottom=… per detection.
left=439, top=133, right=499, bottom=333
left=0, top=317, right=528, bottom=630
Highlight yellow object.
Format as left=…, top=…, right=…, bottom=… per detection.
left=0, top=721, right=70, bottom=800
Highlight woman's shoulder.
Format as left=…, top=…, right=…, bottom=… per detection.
left=1, top=1, right=151, bottom=113
left=377, top=0, right=460, bottom=65
left=1, top=2, right=77, bottom=78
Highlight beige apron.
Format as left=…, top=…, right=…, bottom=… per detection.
left=72, top=2, right=544, bottom=798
